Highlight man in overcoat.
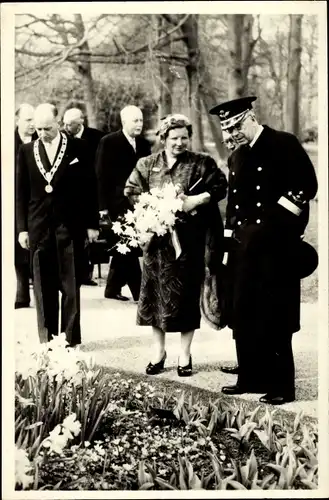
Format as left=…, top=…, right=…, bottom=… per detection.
left=63, top=107, right=104, bottom=286
left=209, top=96, right=318, bottom=404
left=16, top=103, right=99, bottom=346
left=14, top=103, right=38, bottom=309
left=95, top=105, right=151, bottom=301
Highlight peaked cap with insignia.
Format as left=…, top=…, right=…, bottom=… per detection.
left=209, top=96, right=257, bottom=130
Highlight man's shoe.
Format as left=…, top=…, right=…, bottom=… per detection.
left=220, top=364, right=239, bottom=375
left=259, top=393, right=295, bottom=405
left=82, top=279, right=98, bottom=286
left=105, top=293, right=129, bottom=301
left=221, top=384, right=246, bottom=395
left=222, top=384, right=267, bottom=395
left=15, top=301, right=30, bottom=309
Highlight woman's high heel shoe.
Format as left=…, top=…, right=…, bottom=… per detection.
left=177, top=355, right=192, bottom=377
left=146, top=351, right=167, bottom=375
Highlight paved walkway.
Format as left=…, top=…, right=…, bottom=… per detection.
left=15, top=280, right=318, bottom=418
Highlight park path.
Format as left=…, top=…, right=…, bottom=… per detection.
left=15, top=279, right=319, bottom=418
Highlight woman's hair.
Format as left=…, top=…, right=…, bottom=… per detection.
left=157, top=114, right=193, bottom=140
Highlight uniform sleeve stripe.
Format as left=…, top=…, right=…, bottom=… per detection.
left=277, top=196, right=302, bottom=216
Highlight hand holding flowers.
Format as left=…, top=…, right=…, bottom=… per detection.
left=113, top=183, right=184, bottom=255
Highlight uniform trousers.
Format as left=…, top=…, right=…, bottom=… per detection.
left=32, top=224, right=81, bottom=346
left=235, top=327, right=295, bottom=397
left=105, top=251, right=141, bottom=301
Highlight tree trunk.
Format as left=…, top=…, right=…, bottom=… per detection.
left=157, top=16, right=174, bottom=119
left=198, top=50, right=226, bottom=159
left=285, top=15, right=303, bottom=137
left=73, top=14, right=97, bottom=128
left=179, top=13, right=227, bottom=159
left=202, top=94, right=227, bottom=162
left=306, top=20, right=317, bottom=129
left=180, top=14, right=204, bottom=152
left=226, top=14, right=256, bottom=99
left=159, top=62, right=174, bottom=118
left=79, top=67, right=97, bottom=128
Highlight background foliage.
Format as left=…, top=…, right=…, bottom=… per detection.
left=15, top=13, right=318, bottom=154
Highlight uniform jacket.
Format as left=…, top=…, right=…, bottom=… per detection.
left=16, top=133, right=99, bottom=254
left=223, top=125, right=317, bottom=334
left=15, top=128, right=38, bottom=265
left=95, top=130, right=151, bottom=219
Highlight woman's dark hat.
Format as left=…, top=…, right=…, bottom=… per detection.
left=298, top=240, right=318, bottom=279
left=209, top=96, right=257, bottom=130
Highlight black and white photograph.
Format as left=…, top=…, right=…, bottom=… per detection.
left=1, top=1, right=328, bottom=496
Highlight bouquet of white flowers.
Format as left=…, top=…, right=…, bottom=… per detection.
left=112, top=183, right=184, bottom=258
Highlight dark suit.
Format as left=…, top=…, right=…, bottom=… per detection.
left=16, top=133, right=99, bottom=345
left=223, top=125, right=317, bottom=397
left=95, top=130, right=151, bottom=299
left=14, top=129, right=38, bottom=306
left=65, top=126, right=104, bottom=283
left=80, top=126, right=104, bottom=159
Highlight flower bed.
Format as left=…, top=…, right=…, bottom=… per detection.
left=15, top=334, right=318, bottom=490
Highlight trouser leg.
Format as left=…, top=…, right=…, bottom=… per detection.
left=105, top=253, right=124, bottom=296
left=235, top=330, right=268, bottom=391
left=15, top=263, right=30, bottom=305
left=126, top=253, right=142, bottom=301
left=267, top=332, right=295, bottom=398
left=88, top=263, right=94, bottom=281
left=56, top=225, right=81, bottom=346
left=105, top=252, right=141, bottom=298
left=32, top=242, right=59, bottom=343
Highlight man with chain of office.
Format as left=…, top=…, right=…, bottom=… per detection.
left=16, top=103, right=99, bottom=347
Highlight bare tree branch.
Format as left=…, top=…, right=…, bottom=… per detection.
left=126, top=13, right=190, bottom=55
left=15, top=48, right=62, bottom=57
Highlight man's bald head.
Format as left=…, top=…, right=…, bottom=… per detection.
left=120, top=105, right=143, bottom=138
left=63, top=108, right=84, bottom=136
left=16, top=103, right=34, bottom=118
left=16, top=103, right=35, bottom=137
left=34, top=103, right=59, bottom=143
left=34, top=103, right=58, bottom=120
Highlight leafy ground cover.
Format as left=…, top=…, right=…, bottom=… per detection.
left=15, top=335, right=318, bottom=491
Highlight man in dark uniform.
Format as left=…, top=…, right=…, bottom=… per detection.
left=14, top=104, right=38, bottom=309
left=95, top=105, right=151, bottom=301
left=16, top=103, right=99, bottom=346
left=209, top=96, right=318, bottom=404
left=63, top=107, right=104, bottom=286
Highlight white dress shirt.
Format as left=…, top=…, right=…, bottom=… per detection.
left=122, top=129, right=136, bottom=152
left=249, top=124, right=264, bottom=148
left=43, top=132, right=61, bottom=165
